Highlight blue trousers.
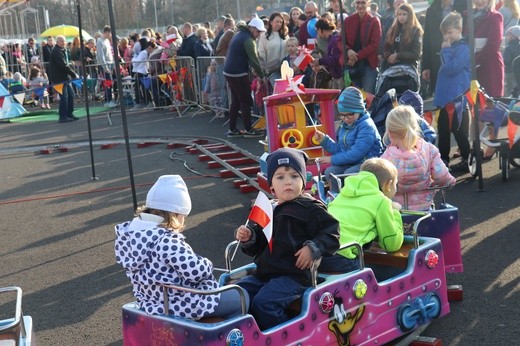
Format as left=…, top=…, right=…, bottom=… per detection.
left=204, top=288, right=250, bottom=319
left=319, top=254, right=360, bottom=272
left=58, top=83, right=75, bottom=120
left=237, top=275, right=306, bottom=330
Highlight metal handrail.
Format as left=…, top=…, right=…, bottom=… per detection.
left=402, top=185, right=453, bottom=209
left=161, top=283, right=248, bottom=317
left=401, top=211, right=432, bottom=248
left=0, top=286, right=23, bottom=334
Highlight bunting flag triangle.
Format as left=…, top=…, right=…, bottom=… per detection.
left=34, top=87, right=45, bottom=99
left=508, top=117, right=518, bottom=148
left=13, top=92, right=25, bottom=105
left=102, top=79, right=113, bottom=88
left=469, top=80, right=479, bottom=104
left=53, top=83, right=64, bottom=95
left=445, top=102, right=455, bottom=132
left=0, top=96, right=4, bottom=108
left=71, top=79, right=83, bottom=88
left=158, top=74, right=167, bottom=83
left=169, top=59, right=177, bottom=69
left=140, top=77, right=152, bottom=90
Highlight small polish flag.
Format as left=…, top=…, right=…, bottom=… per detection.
left=306, top=38, right=316, bottom=50
left=166, top=34, right=177, bottom=44
left=294, top=52, right=313, bottom=71
left=247, top=192, right=273, bottom=252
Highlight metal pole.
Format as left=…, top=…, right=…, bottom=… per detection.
left=154, top=0, right=158, bottom=30
left=466, top=0, right=484, bottom=191
left=236, top=0, right=241, bottom=20
left=76, top=0, right=98, bottom=181
left=108, top=0, right=138, bottom=210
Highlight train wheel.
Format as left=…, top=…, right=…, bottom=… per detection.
left=423, top=293, right=442, bottom=320
left=397, top=303, right=416, bottom=332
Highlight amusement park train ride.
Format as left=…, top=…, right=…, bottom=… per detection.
left=118, top=75, right=464, bottom=345
left=0, top=74, right=465, bottom=345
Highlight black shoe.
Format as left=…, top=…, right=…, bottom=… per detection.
left=227, top=129, right=244, bottom=138
left=59, top=118, right=75, bottom=123
left=69, top=115, right=79, bottom=121
left=243, top=129, right=265, bottom=138
left=450, top=160, right=469, bottom=173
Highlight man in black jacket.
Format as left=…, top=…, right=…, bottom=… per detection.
left=177, top=22, right=197, bottom=63
left=48, top=35, right=78, bottom=123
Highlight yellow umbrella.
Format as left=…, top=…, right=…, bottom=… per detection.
left=40, top=24, right=93, bottom=42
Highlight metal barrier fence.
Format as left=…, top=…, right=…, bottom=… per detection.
left=195, top=56, right=262, bottom=124
left=1, top=51, right=267, bottom=122
left=1, top=55, right=204, bottom=116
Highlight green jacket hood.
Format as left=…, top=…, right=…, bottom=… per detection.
left=340, top=171, right=381, bottom=198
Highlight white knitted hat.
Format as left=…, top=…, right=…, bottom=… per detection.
left=146, top=175, right=192, bottom=215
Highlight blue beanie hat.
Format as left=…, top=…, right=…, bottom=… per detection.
left=266, top=148, right=308, bottom=186
left=399, top=89, right=423, bottom=116
left=338, top=87, right=365, bottom=113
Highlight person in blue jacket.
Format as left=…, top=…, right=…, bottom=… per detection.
left=314, top=86, right=383, bottom=181
left=433, top=11, right=471, bottom=170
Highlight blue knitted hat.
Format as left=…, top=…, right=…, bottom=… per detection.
left=338, top=87, right=365, bottom=113
left=266, top=148, right=308, bottom=186
left=399, top=89, right=423, bottom=116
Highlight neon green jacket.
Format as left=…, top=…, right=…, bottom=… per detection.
left=328, top=171, right=403, bottom=259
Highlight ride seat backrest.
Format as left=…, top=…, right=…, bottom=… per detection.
left=364, top=242, right=413, bottom=269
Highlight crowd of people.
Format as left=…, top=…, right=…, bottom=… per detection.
left=0, top=0, right=519, bottom=144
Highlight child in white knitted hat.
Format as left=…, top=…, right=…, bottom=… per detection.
left=115, top=175, right=248, bottom=320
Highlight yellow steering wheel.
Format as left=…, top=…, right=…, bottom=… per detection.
left=281, top=129, right=304, bottom=149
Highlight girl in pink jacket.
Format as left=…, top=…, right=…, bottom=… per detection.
left=381, top=106, right=455, bottom=210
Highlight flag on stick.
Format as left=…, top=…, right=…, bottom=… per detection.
left=247, top=192, right=273, bottom=252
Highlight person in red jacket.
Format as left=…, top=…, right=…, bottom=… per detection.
left=340, top=0, right=382, bottom=93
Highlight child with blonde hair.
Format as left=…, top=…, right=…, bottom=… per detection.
left=381, top=105, right=455, bottom=210
left=320, top=157, right=403, bottom=272
left=115, top=175, right=248, bottom=320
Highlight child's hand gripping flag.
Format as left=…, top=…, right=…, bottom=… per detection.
left=232, top=191, right=273, bottom=261
left=248, top=191, right=273, bottom=252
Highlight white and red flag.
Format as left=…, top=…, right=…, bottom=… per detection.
left=166, top=34, right=177, bottom=44
left=294, top=45, right=313, bottom=71
left=247, top=191, right=273, bottom=252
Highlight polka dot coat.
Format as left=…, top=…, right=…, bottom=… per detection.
left=115, top=215, right=220, bottom=319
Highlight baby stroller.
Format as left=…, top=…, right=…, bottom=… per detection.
left=368, top=88, right=398, bottom=137
left=375, top=64, right=420, bottom=98
left=468, top=98, right=520, bottom=181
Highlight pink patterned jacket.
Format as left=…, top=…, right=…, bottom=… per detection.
left=381, top=138, right=456, bottom=210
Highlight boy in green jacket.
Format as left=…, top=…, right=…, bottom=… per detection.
left=319, top=158, right=403, bottom=272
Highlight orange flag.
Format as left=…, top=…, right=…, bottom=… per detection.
left=53, top=83, right=64, bottom=95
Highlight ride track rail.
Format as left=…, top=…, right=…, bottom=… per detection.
left=0, top=135, right=264, bottom=194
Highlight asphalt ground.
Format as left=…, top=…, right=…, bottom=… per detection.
left=0, top=106, right=518, bottom=345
